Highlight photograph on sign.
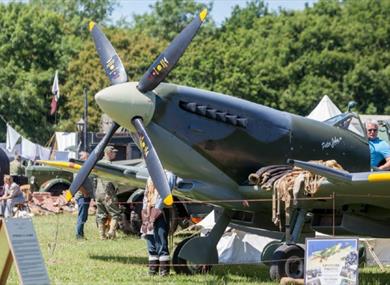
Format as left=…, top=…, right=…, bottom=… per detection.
left=305, top=238, right=358, bottom=285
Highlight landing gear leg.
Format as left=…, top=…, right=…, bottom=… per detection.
left=172, top=208, right=231, bottom=274
left=266, top=208, right=306, bottom=281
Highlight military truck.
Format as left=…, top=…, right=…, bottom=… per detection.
left=25, top=165, right=73, bottom=195
left=25, top=131, right=141, bottom=196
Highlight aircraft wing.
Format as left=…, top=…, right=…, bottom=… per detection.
left=37, top=159, right=148, bottom=189
left=289, top=159, right=390, bottom=186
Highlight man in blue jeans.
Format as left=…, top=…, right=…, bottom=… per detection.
left=75, top=151, right=95, bottom=239
left=141, top=171, right=176, bottom=276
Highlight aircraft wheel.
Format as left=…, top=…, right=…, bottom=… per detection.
left=269, top=244, right=304, bottom=281
left=172, top=237, right=212, bottom=275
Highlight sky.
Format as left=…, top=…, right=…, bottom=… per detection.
left=111, top=0, right=319, bottom=25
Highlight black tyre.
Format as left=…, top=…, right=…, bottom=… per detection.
left=269, top=245, right=304, bottom=281
left=172, top=236, right=212, bottom=275
left=0, top=148, right=9, bottom=187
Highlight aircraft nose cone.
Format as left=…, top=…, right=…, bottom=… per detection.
left=95, top=82, right=155, bottom=131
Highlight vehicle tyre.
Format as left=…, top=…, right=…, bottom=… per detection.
left=269, top=244, right=304, bottom=281
left=0, top=148, right=9, bottom=186
left=172, top=236, right=212, bottom=275
left=47, top=183, right=69, bottom=196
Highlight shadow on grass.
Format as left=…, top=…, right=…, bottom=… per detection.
left=211, top=264, right=272, bottom=282
left=89, top=254, right=148, bottom=265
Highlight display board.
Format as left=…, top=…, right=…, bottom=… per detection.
left=305, top=237, right=359, bottom=285
left=0, top=218, right=50, bottom=285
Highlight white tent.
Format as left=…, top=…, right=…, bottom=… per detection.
left=307, top=95, right=342, bottom=121
left=197, top=211, right=276, bottom=264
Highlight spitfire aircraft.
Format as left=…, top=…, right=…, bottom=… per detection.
left=51, top=9, right=390, bottom=280
left=311, top=243, right=343, bottom=263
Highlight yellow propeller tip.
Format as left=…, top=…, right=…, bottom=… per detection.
left=163, top=194, right=174, bottom=206
left=64, top=190, right=73, bottom=202
left=88, top=21, right=96, bottom=32
left=200, top=9, right=208, bottom=22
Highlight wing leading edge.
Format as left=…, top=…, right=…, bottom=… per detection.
left=37, top=159, right=148, bottom=189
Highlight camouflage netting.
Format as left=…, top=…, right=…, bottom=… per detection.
left=249, top=160, right=344, bottom=228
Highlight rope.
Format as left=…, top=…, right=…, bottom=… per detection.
left=249, top=160, right=344, bottom=227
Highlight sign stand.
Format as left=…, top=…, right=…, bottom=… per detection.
left=0, top=218, right=50, bottom=285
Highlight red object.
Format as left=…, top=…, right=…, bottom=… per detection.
left=50, top=96, right=57, bottom=115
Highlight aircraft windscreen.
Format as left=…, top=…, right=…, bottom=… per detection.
left=324, top=113, right=365, bottom=137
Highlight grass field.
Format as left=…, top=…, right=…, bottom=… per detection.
left=5, top=214, right=390, bottom=284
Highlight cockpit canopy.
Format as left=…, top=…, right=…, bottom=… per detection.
left=324, top=113, right=366, bottom=138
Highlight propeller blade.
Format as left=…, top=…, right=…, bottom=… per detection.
left=88, top=21, right=128, bottom=85
left=66, top=122, right=120, bottom=200
left=132, top=118, right=173, bottom=206
left=137, top=9, right=208, bottom=93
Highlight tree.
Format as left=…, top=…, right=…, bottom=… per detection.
left=29, top=0, right=117, bottom=24
left=0, top=3, right=68, bottom=143
left=133, top=0, right=214, bottom=41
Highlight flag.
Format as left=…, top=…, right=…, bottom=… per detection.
left=50, top=70, right=60, bottom=115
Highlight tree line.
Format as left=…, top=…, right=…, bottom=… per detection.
left=0, top=0, right=389, bottom=144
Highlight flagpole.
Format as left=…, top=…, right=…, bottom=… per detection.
left=83, top=88, right=88, bottom=152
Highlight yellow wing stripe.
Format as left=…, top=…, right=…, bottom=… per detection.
left=368, top=173, right=390, bottom=182
left=38, top=160, right=82, bottom=170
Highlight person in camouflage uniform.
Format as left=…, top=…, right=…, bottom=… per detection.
left=95, top=146, right=121, bottom=239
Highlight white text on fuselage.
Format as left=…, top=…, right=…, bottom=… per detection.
left=321, top=137, right=342, bottom=150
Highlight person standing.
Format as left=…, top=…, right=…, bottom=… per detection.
left=141, top=171, right=176, bottom=276
left=75, top=151, right=95, bottom=239
left=366, top=120, right=390, bottom=170
left=95, top=146, right=121, bottom=239
left=0, top=175, right=25, bottom=218
left=10, top=154, right=25, bottom=176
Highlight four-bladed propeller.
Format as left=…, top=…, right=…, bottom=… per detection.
left=66, top=9, right=208, bottom=206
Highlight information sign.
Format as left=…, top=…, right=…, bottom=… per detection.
left=0, top=218, right=50, bottom=285
left=305, top=237, right=359, bottom=285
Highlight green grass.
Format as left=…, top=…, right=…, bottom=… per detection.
left=5, top=214, right=390, bottom=284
